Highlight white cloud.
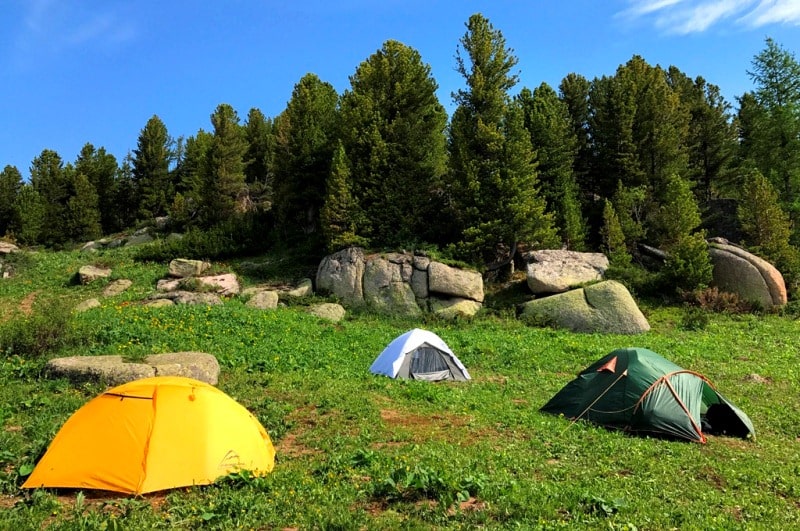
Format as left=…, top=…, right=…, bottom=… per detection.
left=618, top=0, right=800, bottom=32
left=740, top=0, right=800, bottom=27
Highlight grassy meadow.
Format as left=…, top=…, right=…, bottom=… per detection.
left=0, top=247, right=798, bottom=529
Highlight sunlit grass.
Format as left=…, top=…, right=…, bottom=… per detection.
left=0, top=246, right=798, bottom=528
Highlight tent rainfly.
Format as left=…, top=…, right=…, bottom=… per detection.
left=540, top=347, right=755, bottom=443
left=22, top=376, right=275, bottom=494
left=370, top=328, right=471, bottom=381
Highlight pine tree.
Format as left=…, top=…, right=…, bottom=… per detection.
left=0, top=165, right=22, bottom=237
left=74, top=143, right=119, bottom=235
left=744, top=38, right=800, bottom=223
left=320, top=143, right=367, bottom=252
left=737, top=167, right=795, bottom=262
left=448, top=14, right=556, bottom=264
left=12, top=184, right=44, bottom=245
left=600, top=199, right=631, bottom=266
left=132, top=115, right=174, bottom=220
left=518, top=83, right=587, bottom=250
left=172, top=130, right=213, bottom=228
left=29, top=149, right=69, bottom=246
left=649, top=173, right=702, bottom=250
left=202, top=103, right=248, bottom=227
left=273, top=74, right=339, bottom=242
left=559, top=73, right=592, bottom=193
left=113, top=156, right=138, bottom=232
left=243, top=108, right=275, bottom=211
left=339, top=40, right=448, bottom=247
left=66, top=169, right=101, bottom=241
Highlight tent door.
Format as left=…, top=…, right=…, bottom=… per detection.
left=409, top=346, right=452, bottom=381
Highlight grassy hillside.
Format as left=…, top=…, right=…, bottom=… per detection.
left=0, top=247, right=798, bottom=529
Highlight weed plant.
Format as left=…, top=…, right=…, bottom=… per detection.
left=0, top=247, right=797, bottom=528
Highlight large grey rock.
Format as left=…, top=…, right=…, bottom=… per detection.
left=149, top=291, right=223, bottom=306
left=521, top=280, right=649, bottom=334
left=708, top=241, right=787, bottom=309
left=429, top=297, right=482, bottom=320
left=363, top=255, right=422, bottom=317
left=103, top=279, right=132, bottom=297
left=427, top=262, right=484, bottom=302
left=246, top=290, right=279, bottom=309
left=525, top=250, right=609, bottom=294
left=168, top=258, right=211, bottom=278
left=124, top=233, right=154, bottom=247
left=308, top=302, right=346, bottom=323
left=286, top=278, right=313, bottom=298
left=196, top=273, right=240, bottom=296
left=46, top=352, right=220, bottom=386
left=316, top=247, right=366, bottom=306
left=78, top=265, right=112, bottom=284
left=157, top=278, right=183, bottom=291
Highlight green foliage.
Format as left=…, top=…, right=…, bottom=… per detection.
left=683, top=286, right=753, bottom=313
left=65, top=170, right=101, bottom=242
left=0, top=165, right=22, bottom=238
left=0, top=299, right=80, bottom=359
left=339, top=40, right=448, bottom=248
left=650, top=173, right=701, bottom=249
left=273, top=74, right=340, bottom=244
left=74, top=143, right=120, bottom=235
left=132, top=115, right=174, bottom=220
left=600, top=200, right=631, bottom=266
left=202, top=103, right=248, bottom=228
left=660, top=231, right=713, bottom=292
left=517, top=83, right=587, bottom=250
left=448, top=17, right=557, bottom=263
left=612, top=181, right=648, bottom=251
left=320, top=143, right=368, bottom=252
left=11, top=184, right=44, bottom=245
left=29, top=149, right=69, bottom=246
left=679, top=305, right=710, bottom=331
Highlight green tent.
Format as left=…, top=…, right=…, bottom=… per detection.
left=540, top=348, right=755, bottom=443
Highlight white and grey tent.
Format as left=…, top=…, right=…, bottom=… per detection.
left=369, top=329, right=471, bottom=381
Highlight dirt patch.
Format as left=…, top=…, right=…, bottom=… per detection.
left=19, top=291, right=39, bottom=316
left=275, top=405, right=325, bottom=458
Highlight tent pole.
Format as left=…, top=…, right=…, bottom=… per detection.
left=560, top=370, right=628, bottom=436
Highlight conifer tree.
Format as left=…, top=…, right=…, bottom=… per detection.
left=0, top=165, right=22, bottom=237
left=29, top=149, right=69, bottom=246
left=518, top=83, right=587, bottom=250
left=202, top=104, right=248, bottom=227
left=448, top=14, right=556, bottom=263
left=339, top=40, right=448, bottom=247
left=744, top=38, right=800, bottom=223
left=66, top=169, right=102, bottom=241
left=132, top=115, right=174, bottom=220
left=737, top=167, right=796, bottom=263
left=320, top=143, right=367, bottom=252
left=75, top=144, right=118, bottom=235
left=243, top=108, right=275, bottom=210
left=600, top=199, right=631, bottom=266
left=273, top=74, right=339, bottom=242
left=12, top=184, right=44, bottom=245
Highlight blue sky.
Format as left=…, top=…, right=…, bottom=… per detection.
left=2, top=0, right=800, bottom=180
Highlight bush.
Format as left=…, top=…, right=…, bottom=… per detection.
left=660, top=232, right=713, bottom=293
left=682, top=287, right=753, bottom=313
left=0, top=299, right=81, bottom=358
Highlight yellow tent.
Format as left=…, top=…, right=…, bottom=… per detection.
left=22, top=376, right=275, bottom=494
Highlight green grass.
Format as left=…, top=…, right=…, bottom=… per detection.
left=0, top=247, right=798, bottom=529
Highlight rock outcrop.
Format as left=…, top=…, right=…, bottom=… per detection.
left=708, top=239, right=787, bottom=309
left=525, top=250, right=609, bottom=294
left=521, top=280, right=650, bottom=334
left=316, top=248, right=484, bottom=318
left=78, top=265, right=112, bottom=284
left=46, top=352, right=220, bottom=386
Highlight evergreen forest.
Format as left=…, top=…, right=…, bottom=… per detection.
left=3, top=14, right=800, bottom=299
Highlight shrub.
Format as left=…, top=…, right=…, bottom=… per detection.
left=682, top=286, right=753, bottom=313
left=0, top=299, right=81, bottom=358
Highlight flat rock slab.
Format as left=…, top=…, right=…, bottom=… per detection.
left=46, top=352, right=220, bottom=386
left=526, top=250, right=609, bottom=294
